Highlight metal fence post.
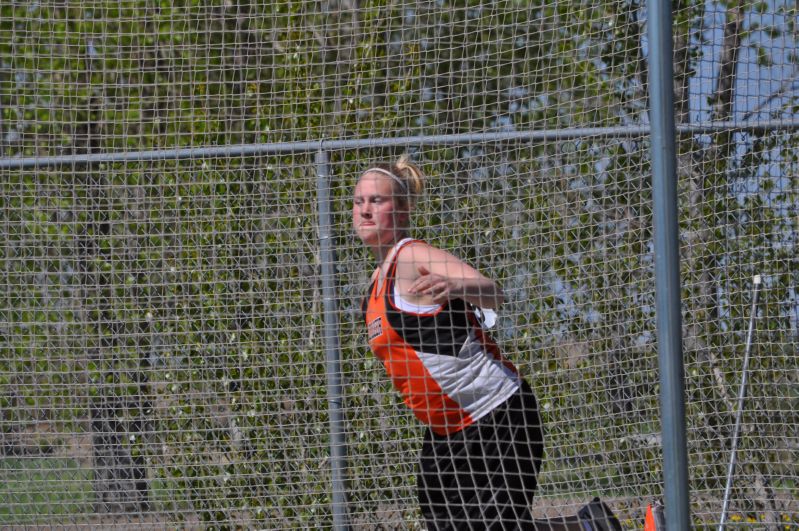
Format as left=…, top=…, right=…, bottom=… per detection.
left=315, top=149, right=350, bottom=530
left=646, top=0, right=692, bottom=528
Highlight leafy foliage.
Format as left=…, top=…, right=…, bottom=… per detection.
left=1, top=0, right=797, bottom=528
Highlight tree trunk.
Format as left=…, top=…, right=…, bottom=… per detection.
left=676, top=0, right=779, bottom=522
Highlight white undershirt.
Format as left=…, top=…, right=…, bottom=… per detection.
left=393, top=283, right=441, bottom=314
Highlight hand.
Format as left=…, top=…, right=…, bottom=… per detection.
left=408, top=265, right=459, bottom=304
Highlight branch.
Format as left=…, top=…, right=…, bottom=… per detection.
left=741, top=66, right=799, bottom=121
left=711, top=3, right=746, bottom=121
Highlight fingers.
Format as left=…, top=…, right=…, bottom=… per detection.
left=430, top=289, right=449, bottom=304
left=409, top=268, right=430, bottom=293
left=408, top=275, right=434, bottom=294
left=409, top=266, right=452, bottom=302
left=409, top=276, right=449, bottom=301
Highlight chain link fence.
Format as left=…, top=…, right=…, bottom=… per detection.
left=1, top=0, right=797, bottom=528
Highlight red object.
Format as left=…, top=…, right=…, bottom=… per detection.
left=644, top=503, right=665, bottom=531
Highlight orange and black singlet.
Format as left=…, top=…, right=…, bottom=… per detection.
left=362, top=238, right=521, bottom=436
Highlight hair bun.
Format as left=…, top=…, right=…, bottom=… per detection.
left=394, top=154, right=426, bottom=199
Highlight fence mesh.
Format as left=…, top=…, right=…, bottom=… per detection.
left=1, top=0, right=798, bottom=529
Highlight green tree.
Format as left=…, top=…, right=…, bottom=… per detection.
left=1, top=0, right=796, bottom=528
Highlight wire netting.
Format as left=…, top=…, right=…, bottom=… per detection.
left=1, top=0, right=797, bottom=529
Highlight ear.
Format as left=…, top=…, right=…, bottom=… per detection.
left=395, top=210, right=410, bottom=226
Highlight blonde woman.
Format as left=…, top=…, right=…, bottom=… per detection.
left=353, top=155, right=621, bottom=531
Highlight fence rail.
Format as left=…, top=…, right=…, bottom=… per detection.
left=4, top=120, right=799, bottom=170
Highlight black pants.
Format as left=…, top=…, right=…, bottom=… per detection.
left=418, top=380, right=544, bottom=531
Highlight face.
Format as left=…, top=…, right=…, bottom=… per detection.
left=352, top=172, right=408, bottom=247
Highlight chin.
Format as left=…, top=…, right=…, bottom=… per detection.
left=356, top=229, right=379, bottom=244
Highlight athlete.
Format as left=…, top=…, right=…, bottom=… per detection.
left=354, top=155, right=622, bottom=531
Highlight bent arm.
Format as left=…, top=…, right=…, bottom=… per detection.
left=396, top=242, right=505, bottom=309
left=449, top=273, right=505, bottom=309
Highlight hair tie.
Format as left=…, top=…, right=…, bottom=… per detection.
left=363, top=167, right=408, bottom=193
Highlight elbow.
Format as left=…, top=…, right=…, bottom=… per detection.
left=495, top=293, right=506, bottom=308
left=492, top=284, right=506, bottom=308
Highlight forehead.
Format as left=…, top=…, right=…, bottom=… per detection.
left=354, top=173, right=394, bottom=195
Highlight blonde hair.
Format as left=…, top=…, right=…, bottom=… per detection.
left=362, top=154, right=426, bottom=209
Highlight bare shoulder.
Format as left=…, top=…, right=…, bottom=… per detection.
left=397, top=240, right=479, bottom=278
left=400, top=240, right=454, bottom=264
left=392, top=241, right=432, bottom=283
